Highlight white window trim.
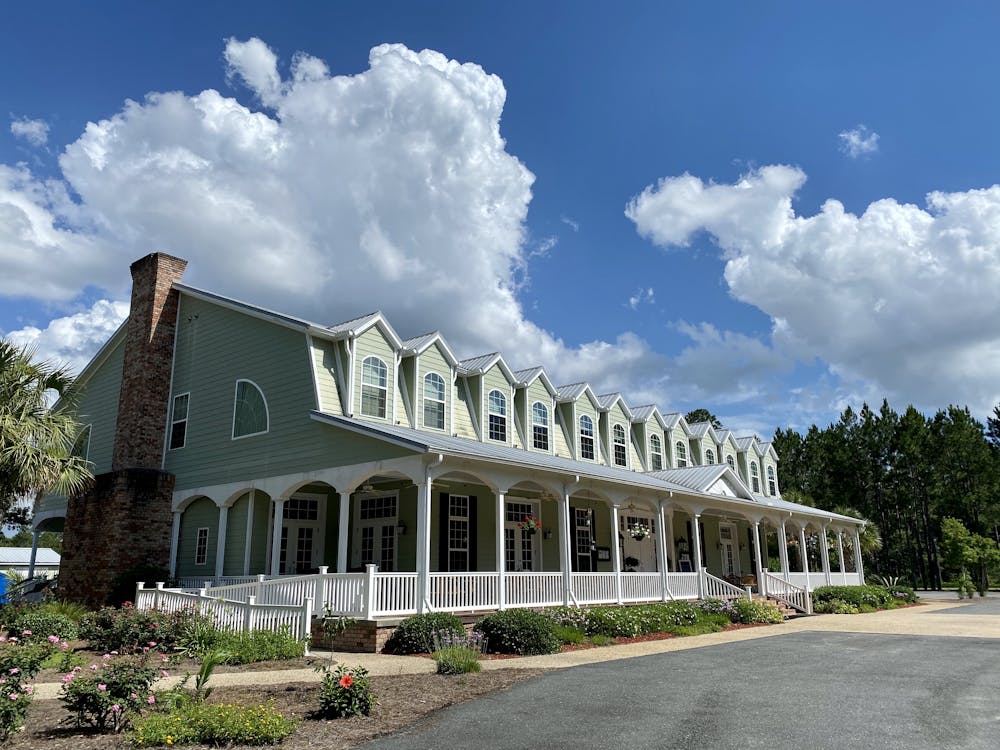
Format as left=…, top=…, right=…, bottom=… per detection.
left=231, top=379, right=270, bottom=440
left=579, top=413, right=596, bottom=461
left=352, top=490, right=400, bottom=570
left=675, top=440, right=687, bottom=468
left=649, top=434, right=663, bottom=471
left=612, top=423, right=628, bottom=468
left=169, top=392, right=190, bottom=451
left=281, top=491, right=327, bottom=574
left=194, top=526, right=209, bottom=566
left=360, top=355, right=389, bottom=419
left=751, top=461, right=760, bottom=493
left=487, top=388, right=508, bottom=442
left=705, top=448, right=715, bottom=465
left=531, top=400, right=550, bottom=451
left=422, top=371, right=447, bottom=431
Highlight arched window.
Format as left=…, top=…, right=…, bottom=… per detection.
left=580, top=415, right=595, bottom=460
left=531, top=402, right=549, bottom=450
left=233, top=380, right=268, bottom=438
left=767, top=465, right=777, bottom=496
left=649, top=434, right=663, bottom=471
left=750, top=461, right=760, bottom=493
left=706, top=449, right=715, bottom=465
left=423, top=372, right=446, bottom=429
left=361, top=356, right=388, bottom=418
left=726, top=454, right=735, bottom=470
left=72, top=424, right=92, bottom=460
left=488, top=389, right=507, bottom=442
left=675, top=441, right=687, bottom=467
left=613, top=424, right=627, bottom=467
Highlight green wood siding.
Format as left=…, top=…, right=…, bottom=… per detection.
left=453, top=378, right=477, bottom=439
left=177, top=497, right=218, bottom=579
left=165, top=294, right=413, bottom=491
left=524, top=382, right=553, bottom=454
left=481, top=365, right=512, bottom=446
left=553, top=404, right=572, bottom=459
left=416, top=345, right=451, bottom=434
left=311, top=339, right=343, bottom=415
left=223, top=493, right=250, bottom=576
left=576, top=399, right=599, bottom=462
left=399, top=357, right=416, bottom=428
left=353, top=327, right=397, bottom=422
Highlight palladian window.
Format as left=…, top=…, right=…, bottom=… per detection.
left=613, top=424, right=627, bottom=467
left=233, top=380, right=268, bottom=438
left=580, top=415, right=595, bottom=460
left=675, top=441, right=687, bottom=467
left=532, top=402, right=549, bottom=450
left=423, top=372, right=446, bottom=430
left=649, top=434, right=663, bottom=471
left=361, top=356, right=388, bottom=418
left=751, top=461, right=760, bottom=493
left=488, top=389, right=507, bottom=442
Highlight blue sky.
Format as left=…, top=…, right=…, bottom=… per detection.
left=3, top=2, right=1000, bottom=436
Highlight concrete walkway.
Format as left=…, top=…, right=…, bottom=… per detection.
left=30, top=596, right=998, bottom=700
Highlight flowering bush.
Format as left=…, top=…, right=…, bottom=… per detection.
left=60, top=652, right=161, bottom=732
left=9, top=606, right=80, bottom=641
left=79, top=603, right=214, bottom=654
left=432, top=630, right=485, bottom=674
left=730, top=598, right=784, bottom=624
left=316, top=665, right=375, bottom=718
left=0, top=632, right=68, bottom=739
left=129, top=700, right=296, bottom=746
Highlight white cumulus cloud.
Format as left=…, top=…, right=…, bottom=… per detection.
left=838, top=124, right=879, bottom=158
left=627, top=165, right=1000, bottom=417
left=10, top=116, right=49, bottom=146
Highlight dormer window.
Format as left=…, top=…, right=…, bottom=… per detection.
left=767, top=465, right=777, bottom=496
left=361, top=356, right=388, bottom=418
left=649, top=434, right=663, bottom=471
left=675, top=441, right=687, bottom=467
left=726, top=455, right=735, bottom=470
left=750, top=461, right=760, bottom=493
left=705, top=449, right=715, bottom=465
left=423, top=372, right=446, bottom=429
left=580, top=415, right=595, bottom=460
left=613, top=424, right=627, bottom=467
left=531, top=402, right=549, bottom=450
left=487, top=389, right=507, bottom=442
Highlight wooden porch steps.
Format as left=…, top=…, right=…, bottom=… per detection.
left=753, top=594, right=806, bottom=619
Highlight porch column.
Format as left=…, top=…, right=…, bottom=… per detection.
left=243, top=491, right=255, bottom=575
left=27, top=530, right=40, bottom=579
left=269, top=498, right=285, bottom=576
left=336, top=492, right=350, bottom=574
left=853, top=528, right=865, bottom=584
left=752, top=521, right=763, bottom=586
left=610, top=502, right=623, bottom=605
left=416, top=477, right=433, bottom=612
left=657, top=501, right=670, bottom=601
left=798, top=524, right=810, bottom=590
left=558, top=489, right=572, bottom=606
left=168, top=510, right=182, bottom=578
left=837, top=531, right=847, bottom=584
left=692, top=512, right=704, bottom=598
left=214, top=504, right=229, bottom=579
left=495, top=491, right=506, bottom=610
left=664, top=506, right=676, bottom=573
left=820, top=523, right=832, bottom=585
left=778, top=519, right=790, bottom=579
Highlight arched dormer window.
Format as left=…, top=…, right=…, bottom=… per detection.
left=767, top=465, right=777, bottom=496
left=423, top=372, right=446, bottom=429
left=580, top=415, right=595, bottom=460
left=706, top=449, right=715, bottom=465
left=750, top=461, right=760, bottom=493
left=531, top=402, right=549, bottom=450
left=726, top=455, right=735, bottom=470
left=613, top=424, right=627, bottom=467
left=487, top=389, right=507, bottom=442
left=675, top=441, right=687, bottom=467
left=233, top=380, right=268, bottom=438
left=649, top=434, right=663, bottom=471
left=361, top=356, right=388, bottom=418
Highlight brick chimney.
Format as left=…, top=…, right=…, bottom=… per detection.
left=112, top=252, right=187, bottom=469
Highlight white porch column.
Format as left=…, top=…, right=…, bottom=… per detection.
left=820, top=523, right=832, bottom=585
left=799, top=524, right=810, bottom=590
left=837, top=531, right=847, bottom=584
left=558, top=489, right=572, bottom=606
left=778, top=519, right=790, bottom=579
left=853, top=528, right=865, bottom=584
left=692, top=513, right=704, bottom=598
left=214, top=505, right=229, bottom=579
left=415, top=478, right=432, bottom=612
left=752, top=521, right=763, bottom=584
left=243, top=491, right=256, bottom=575
left=336, top=492, right=350, bottom=574
left=27, top=530, right=40, bottom=579
left=495, top=491, right=506, bottom=610
left=657, top=501, right=671, bottom=601
left=168, top=511, right=182, bottom=578
left=610, top=502, right=623, bottom=605
left=664, top=506, right=676, bottom=573
left=269, top=498, right=285, bottom=576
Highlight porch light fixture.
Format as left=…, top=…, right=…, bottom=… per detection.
left=543, top=529, right=553, bottom=540
left=361, top=483, right=374, bottom=493
left=396, top=522, right=407, bottom=535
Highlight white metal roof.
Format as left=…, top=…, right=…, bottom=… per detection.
left=0, top=548, right=60, bottom=565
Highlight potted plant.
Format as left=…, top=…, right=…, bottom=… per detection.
left=517, top=515, right=542, bottom=536
left=628, top=522, right=651, bottom=541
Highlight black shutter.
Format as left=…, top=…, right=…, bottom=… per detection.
left=589, top=507, right=598, bottom=571
left=438, top=492, right=449, bottom=571
left=468, top=496, right=478, bottom=571
left=699, top=520, right=706, bottom=567
left=570, top=506, right=579, bottom=572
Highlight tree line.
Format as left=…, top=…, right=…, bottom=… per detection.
left=772, top=401, right=1000, bottom=589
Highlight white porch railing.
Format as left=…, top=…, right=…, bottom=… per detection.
left=572, top=573, right=618, bottom=605
left=665, top=572, right=700, bottom=599
left=430, top=572, right=497, bottom=612
left=701, top=570, right=752, bottom=601
left=506, top=572, right=564, bottom=607
left=621, top=572, right=665, bottom=603
left=176, top=575, right=263, bottom=590
left=762, top=571, right=812, bottom=614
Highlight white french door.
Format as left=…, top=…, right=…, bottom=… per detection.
left=278, top=493, right=325, bottom=575
left=353, top=493, right=398, bottom=572
left=503, top=500, right=538, bottom=572
left=719, top=523, right=740, bottom=577
left=619, top=512, right=658, bottom=572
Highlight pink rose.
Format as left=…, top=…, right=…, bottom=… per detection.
left=98, top=684, right=107, bottom=692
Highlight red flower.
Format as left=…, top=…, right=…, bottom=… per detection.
left=338, top=674, right=354, bottom=689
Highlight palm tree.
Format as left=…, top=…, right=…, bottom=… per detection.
left=828, top=505, right=882, bottom=570
left=0, top=339, right=93, bottom=525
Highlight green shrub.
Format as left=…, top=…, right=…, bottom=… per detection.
left=316, top=664, right=376, bottom=718
left=475, top=609, right=561, bottom=655
left=432, top=631, right=484, bottom=674
left=384, top=612, right=465, bottom=655
left=80, top=604, right=214, bottom=654
left=731, top=598, right=784, bottom=624
left=213, top=627, right=305, bottom=664
left=10, top=606, right=80, bottom=641
left=811, top=585, right=893, bottom=611
left=40, top=599, right=91, bottom=622
left=884, top=584, right=917, bottom=604
left=552, top=624, right=587, bottom=644
left=60, top=654, right=160, bottom=732
left=129, top=700, right=296, bottom=746
left=813, top=598, right=859, bottom=614
left=0, top=636, right=63, bottom=740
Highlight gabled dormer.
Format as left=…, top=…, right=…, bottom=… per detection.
left=687, top=421, right=720, bottom=466
left=734, top=435, right=765, bottom=493
left=555, top=382, right=602, bottom=463
left=512, top=367, right=558, bottom=454
left=661, top=413, right=692, bottom=468
left=457, top=353, right=517, bottom=446
left=630, top=405, right=668, bottom=472
left=715, top=429, right=742, bottom=474
left=400, top=331, right=459, bottom=433
left=597, top=393, right=633, bottom=469
left=758, top=440, right=780, bottom=497
left=323, top=311, right=403, bottom=423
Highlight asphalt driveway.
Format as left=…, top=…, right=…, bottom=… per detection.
left=361, top=631, right=1000, bottom=750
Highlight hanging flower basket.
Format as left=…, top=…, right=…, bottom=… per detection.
left=628, top=523, right=651, bottom=541
left=517, top=515, right=542, bottom=535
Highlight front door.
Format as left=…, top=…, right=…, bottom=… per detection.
left=719, top=523, right=740, bottom=578
left=573, top=507, right=595, bottom=572
left=504, top=499, right=539, bottom=572
left=278, top=493, right=325, bottom=574
left=353, top=492, right=398, bottom=572
left=619, top=512, right=658, bottom=572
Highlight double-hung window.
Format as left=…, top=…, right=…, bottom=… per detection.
left=423, top=373, right=446, bottom=429
left=488, top=390, right=507, bottom=442
left=170, top=393, right=189, bottom=450
left=531, top=402, right=549, bottom=450
left=767, top=466, right=777, bottom=496
left=613, top=424, right=627, bottom=467
left=751, top=461, right=760, bottom=493
left=580, top=415, right=595, bottom=460
left=649, top=434, right=663, bottom=471
left=675, top=441, right=687, bottom=467
left=727, top=455, right=736, bottom=470
left=361, top=357, right=388, bottom=418
left=705, top=449, right=715, bottom=465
